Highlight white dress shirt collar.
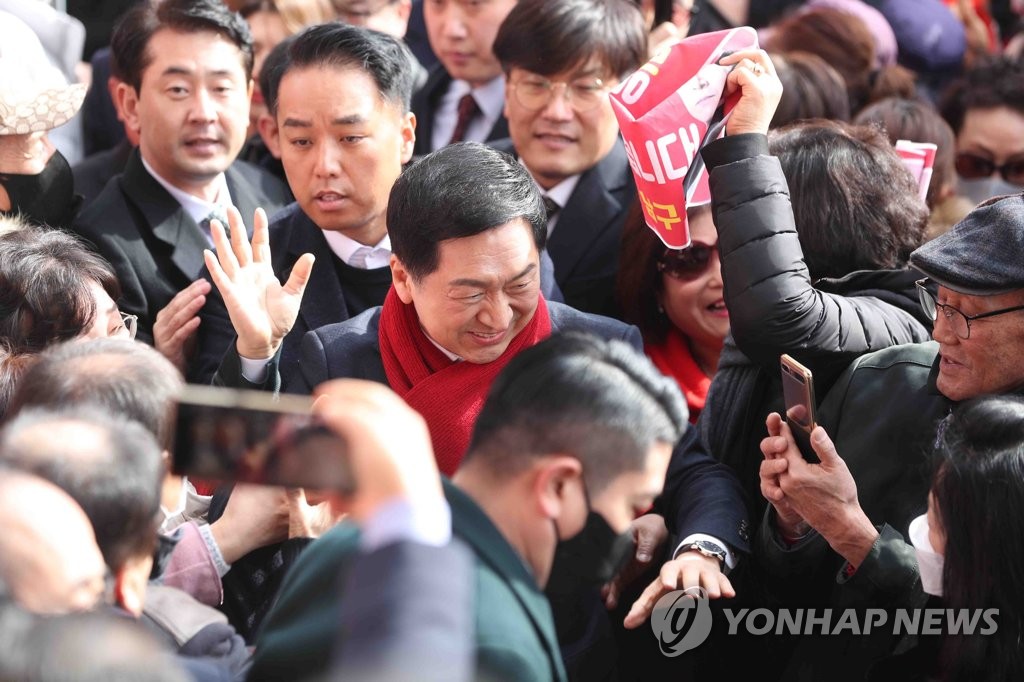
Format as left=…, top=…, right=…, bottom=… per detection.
left=141, top=156, right=232, bottom=227
left=321, top=230, right=392, bottom=269
left=432, top=74, right=506, bottom=151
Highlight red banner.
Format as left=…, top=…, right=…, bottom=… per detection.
left=611, top=27, right=758, bottom=249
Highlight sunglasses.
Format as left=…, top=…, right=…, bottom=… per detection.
left=657, top=241, right=718, bottom=281
left=955, top=152, right=1024, bottom=185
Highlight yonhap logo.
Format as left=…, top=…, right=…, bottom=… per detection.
left=649, top=587, right=713, bottom=656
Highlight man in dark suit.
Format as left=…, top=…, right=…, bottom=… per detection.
left=251, top=333, right=689, bottom=682
left=209, top=142, right=618, bottom=469
left=209, top=142, right=747, bottom=674
left=192, top=24, right=561, bottom=384
left=491, top=0, right=646, bottom=318
left=411, top=0, right=515, bottom=155
left=72, top=0, right=290, bottom=349
left=190, top=24, right=416, bottom=384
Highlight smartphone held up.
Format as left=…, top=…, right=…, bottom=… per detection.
left=780, top=354, right=819, bottom=463
left=171, top=385, right=353, bottom=493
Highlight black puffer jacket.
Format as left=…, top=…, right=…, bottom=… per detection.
left=696, top=134, right=933, bottom=520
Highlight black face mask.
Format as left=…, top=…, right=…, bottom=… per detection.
left=0, top=149, right=78, bottom=228
left=547, top=508, right=635, bottom=597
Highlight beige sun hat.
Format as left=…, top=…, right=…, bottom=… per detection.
left=0, top=55, right=87, bottom=136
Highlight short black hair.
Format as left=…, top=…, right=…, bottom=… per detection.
left=388, top=142, right=547, bottom=280
left=0, top=227, right=121, bottom=353
left=0, top=408, right=162, bottom=572
left=465, top=333, right=687, bottom=494
left=6, top=339, right=182, bottom=451
left=493, top=0, right=646, bottom=80
left=111, top=0, right=254, bottom=92
left=267, top=23, right=416, bottom=117
left=939, top=56, right=1024, bottom=135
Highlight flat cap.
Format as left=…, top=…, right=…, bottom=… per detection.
left=910, top=192, right=1024, bottom=296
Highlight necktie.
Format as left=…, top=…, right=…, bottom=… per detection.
left=543, top=195, right=560, bottom=221
left=349, top=246, right=372, bottom=269
left=448, top=93, right=480, bottom=145
left=201, top=206, right=230, bottom=240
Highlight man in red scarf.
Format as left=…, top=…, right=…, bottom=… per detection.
left=208, top=141, right=640, bottom=475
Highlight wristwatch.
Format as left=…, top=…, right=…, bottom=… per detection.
left=681, top=540, right=727, bottom=565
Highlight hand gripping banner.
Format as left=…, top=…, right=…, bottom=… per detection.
left=610, top=27, right=759, bottom=249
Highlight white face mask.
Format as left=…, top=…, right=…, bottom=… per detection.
left=909, top=514, right=944, bottom=597
left=957, top=174, right=1024, bottom=206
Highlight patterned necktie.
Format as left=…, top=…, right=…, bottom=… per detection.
left=202, top=206, right=230, bottom=240
left=448, top=93, right=480, bottom=145
left=543, top=195, right=560, bottom=221
left=349, top=246, right=372, bottom=269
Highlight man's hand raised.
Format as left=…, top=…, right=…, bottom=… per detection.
left=204, top=206, right=314, bottom=361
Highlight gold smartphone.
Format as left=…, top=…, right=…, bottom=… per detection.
left=780, top=354, right=819, bottom=463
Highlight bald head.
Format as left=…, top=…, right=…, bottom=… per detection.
left=0, top=470, right=106, bottom=614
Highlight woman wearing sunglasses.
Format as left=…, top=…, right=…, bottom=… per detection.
left=619, top=203, right=726, bottom=423
left=939, top=56, right=1024, bottom=207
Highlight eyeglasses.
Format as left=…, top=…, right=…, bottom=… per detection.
left=916, top=278, right=1024, bottom=340
left=115, top=312, right=138, bottom=340
left=954, top=152, right=1024, bottom=185
left=510, top=75, right=609, bottom=113
left=657, top=242, right=718, bottom=281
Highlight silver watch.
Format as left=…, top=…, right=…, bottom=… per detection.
left=682, top=540, right=727, bottom=565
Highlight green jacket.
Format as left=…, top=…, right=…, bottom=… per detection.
left=250, top=480, right=567, bottom=682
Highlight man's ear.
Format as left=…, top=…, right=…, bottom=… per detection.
left=400, top=112, right=416, bottom=164
left=397, top=0, right=413, bottom=22
left=116, top=81, right=143, bottom=141
left=257, top=112, right=281, bottom=159
left=533, top=455, right=583, bottom=521
left=390, top=255, right=416, bottom=304
left=113, top=553, right=153, bottom=617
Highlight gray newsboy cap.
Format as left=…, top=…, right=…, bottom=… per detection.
left=910, top=192, right=1024, bottom=296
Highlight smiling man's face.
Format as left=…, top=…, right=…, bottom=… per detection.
left=391, top=219, right=541, bottom=363
left=504, top=59, right=620, bottom=191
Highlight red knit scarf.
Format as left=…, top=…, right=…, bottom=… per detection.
left=378, top=287, right=552, bottom=475
left=646, top=328, right=712, bottom=423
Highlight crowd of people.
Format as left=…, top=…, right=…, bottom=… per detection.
left=1, top=0, right=1024, bottom=680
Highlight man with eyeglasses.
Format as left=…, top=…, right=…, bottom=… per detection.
left=490, top=0, right=646, bottom=318
left=755, top=192, right=1024, bottom=655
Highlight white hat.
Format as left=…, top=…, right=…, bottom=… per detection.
left=0, top=55, right=86, bottom=135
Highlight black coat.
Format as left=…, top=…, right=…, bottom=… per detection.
left=411, top=65, right=509, bottom=156
left=72, top=149, right=291, bottom=343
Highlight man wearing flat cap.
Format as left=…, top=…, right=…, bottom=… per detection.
left=745, top=192, right=1024, bottom=677
left=750, top=191, right=1024, bottom=677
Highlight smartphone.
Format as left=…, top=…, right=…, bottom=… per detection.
left=780, top=354, right=819, bottom=463
left=171, top=385, right=352, bottom=492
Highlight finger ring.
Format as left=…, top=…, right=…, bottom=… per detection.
left=751, top=64, right=763, bottom=75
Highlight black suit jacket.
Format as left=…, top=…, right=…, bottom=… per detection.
left=72, top=149, right=291, bottom=343
left=490, top=138, right=636, bottom=319
left=72, top=138, right=133, bottom=210
left=411, top=65, right=510, bottom=156
left=215, top=300, right=640, bottom=393
left=192, top=203, right=378, bottom=384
